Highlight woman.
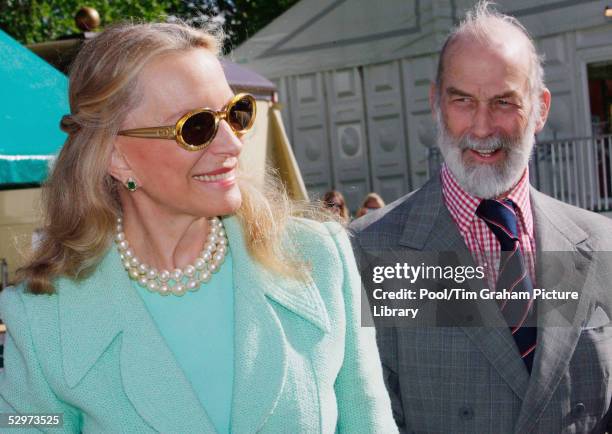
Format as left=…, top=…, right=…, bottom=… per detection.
left=0, top=22, right=396, bottom=433
left=322, top=190, right=350, bottom=223
left=355, top=193, right=385, bottom=218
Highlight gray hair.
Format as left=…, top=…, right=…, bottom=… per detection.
left=434, top=1, right=545, bottom=105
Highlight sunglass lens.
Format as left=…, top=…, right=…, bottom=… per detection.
left=228, top=96, right=254, bottom=132
left=182, top=112, right=216, bottom=146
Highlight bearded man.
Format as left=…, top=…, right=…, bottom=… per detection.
left=349, top=2, right=612, bottom=433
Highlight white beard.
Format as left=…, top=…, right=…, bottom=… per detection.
left=435, top=106, right=537, bottom=199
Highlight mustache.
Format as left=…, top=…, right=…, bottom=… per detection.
left=456, top=134, right=517, bottom=152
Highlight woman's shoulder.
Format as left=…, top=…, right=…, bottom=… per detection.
left=286, top=217, right=355, bottom=271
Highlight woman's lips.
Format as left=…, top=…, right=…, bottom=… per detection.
left=192, top=168, right=235, bottom=183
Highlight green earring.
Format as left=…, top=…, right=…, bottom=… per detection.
left=126, top=177, right=137, bottom=192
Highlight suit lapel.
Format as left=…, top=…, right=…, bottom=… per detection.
left=514, top=189, right=592, bottom=434
left=397, top=174, right=530, bottom=400
left=223, top=216, right=330, bottom=433
left=59, top=248, right=216, bottom=433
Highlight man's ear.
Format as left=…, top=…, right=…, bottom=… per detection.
left=535, top=87, right=552, bottom=133
left=108, top=141, right=136, bottom=185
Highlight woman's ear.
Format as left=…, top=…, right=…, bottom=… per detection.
left=108, top=141, right=136, bottom=185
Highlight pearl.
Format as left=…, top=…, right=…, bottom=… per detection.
left=115, top=216, right=226, bottom=296
left=200, top=270, right=211, bottom=282
left=159, top=270, right=170, bottom=282
left=184, top=265, right=195, bottom=277
left=171, top=268, right=183, bottom=281
left=173, top=283, right=186, bottom=296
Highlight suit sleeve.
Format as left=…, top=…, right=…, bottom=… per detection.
left=325, top=223, right=398, bottom=434
left=0, top=287, right=81, bottom=433
left=348, top=232, right=408, bottom=433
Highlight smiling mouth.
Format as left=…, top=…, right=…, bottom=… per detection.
left=469, top=148, right=503, bottom=159
left=193, top=169, right=235, bottom=182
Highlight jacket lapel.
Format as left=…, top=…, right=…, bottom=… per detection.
left=59, top=216, right=331, bottom=434
left=398, top=174, right=530, bottom=400
left=223, top=216, right=330, bottom=434
left=513, top=189, right=592, bottom=434
left=59, top=248, right=217, bottom=433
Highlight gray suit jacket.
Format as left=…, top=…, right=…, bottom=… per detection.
left=349, top=173, right=612, bottom=434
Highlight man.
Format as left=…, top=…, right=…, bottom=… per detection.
left=350, top=2, right=612, bottom=433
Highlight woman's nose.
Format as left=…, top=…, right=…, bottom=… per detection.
left=208, top=120, right=243, bottom=156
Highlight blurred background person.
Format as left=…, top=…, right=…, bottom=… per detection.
left=322, top=190, right=350, bottom=223
left=355, top=192, right=385, bottom=218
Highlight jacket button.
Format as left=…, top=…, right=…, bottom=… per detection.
left=458, top=405, right=474, bottom=420
left=572, top=402, right=585, bottom=417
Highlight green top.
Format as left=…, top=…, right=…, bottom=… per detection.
left=133, top=251, right=234, bottom=434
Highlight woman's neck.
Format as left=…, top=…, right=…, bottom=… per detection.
left=119, top=196, right=211, bottom=272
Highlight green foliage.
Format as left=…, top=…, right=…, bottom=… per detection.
left=0, top=0, right=299, bottom=49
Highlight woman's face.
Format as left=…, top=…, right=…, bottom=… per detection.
left=113, top=49, right=243, bottom=218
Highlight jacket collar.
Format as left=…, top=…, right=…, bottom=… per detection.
left=58, top=215, right=329, bottom=433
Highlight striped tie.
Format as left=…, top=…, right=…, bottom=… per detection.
left=476, top=199, right=537, bottom=373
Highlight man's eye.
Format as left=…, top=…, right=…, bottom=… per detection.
left=496, top=99, right=511, bottom=106
left=453, top=97, right=471, bottom=103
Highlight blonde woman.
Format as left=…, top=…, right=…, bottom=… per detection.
left=355, top=193, right=385, bottom=218
left=0, top=23, right=396, bottom=433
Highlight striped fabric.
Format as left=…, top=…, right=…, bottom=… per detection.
left=440, top=164, right=536, bottom=289
left=476, top=198, right=538, bottom=373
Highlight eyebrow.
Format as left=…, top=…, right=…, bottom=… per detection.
left=160, top=94, right=236, bottom=124
left=445, top=87, right=520, bottom=100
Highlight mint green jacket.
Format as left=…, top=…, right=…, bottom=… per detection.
left=0, top=217, right=397, bottom=433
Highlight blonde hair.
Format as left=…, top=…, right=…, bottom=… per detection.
left=18, top=21, right=307, bottom=294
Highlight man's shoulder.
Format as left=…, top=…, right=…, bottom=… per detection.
left=532, top=189, right=612, bottom=246
left=348, top=185, right=427, bottom=240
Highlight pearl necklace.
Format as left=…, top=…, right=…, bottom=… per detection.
left=114, top=216, right=228, bottom=296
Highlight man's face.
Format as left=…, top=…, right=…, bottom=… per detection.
left=433, top=37, right=548, bottom=199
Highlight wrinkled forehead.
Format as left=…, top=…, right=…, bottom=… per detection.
left=441, top=31, right=533, bottom=93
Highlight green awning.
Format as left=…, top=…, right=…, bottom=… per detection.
left=0, top=28, right=69, bottom=186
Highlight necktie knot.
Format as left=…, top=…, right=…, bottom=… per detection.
left=476, top=199, right=519, bottom=250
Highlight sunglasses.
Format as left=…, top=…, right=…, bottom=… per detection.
left=118, top=93, right=256, bottom=151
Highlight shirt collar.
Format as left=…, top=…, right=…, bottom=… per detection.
left=441, top=163, right=534, bottom=238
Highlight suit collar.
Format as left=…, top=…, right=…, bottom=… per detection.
left=58, top=215, right=329, bottom=433
left=398, top=171, right=469, bottom=253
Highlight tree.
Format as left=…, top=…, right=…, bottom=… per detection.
left=0, top=0, right=299, bottom=51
